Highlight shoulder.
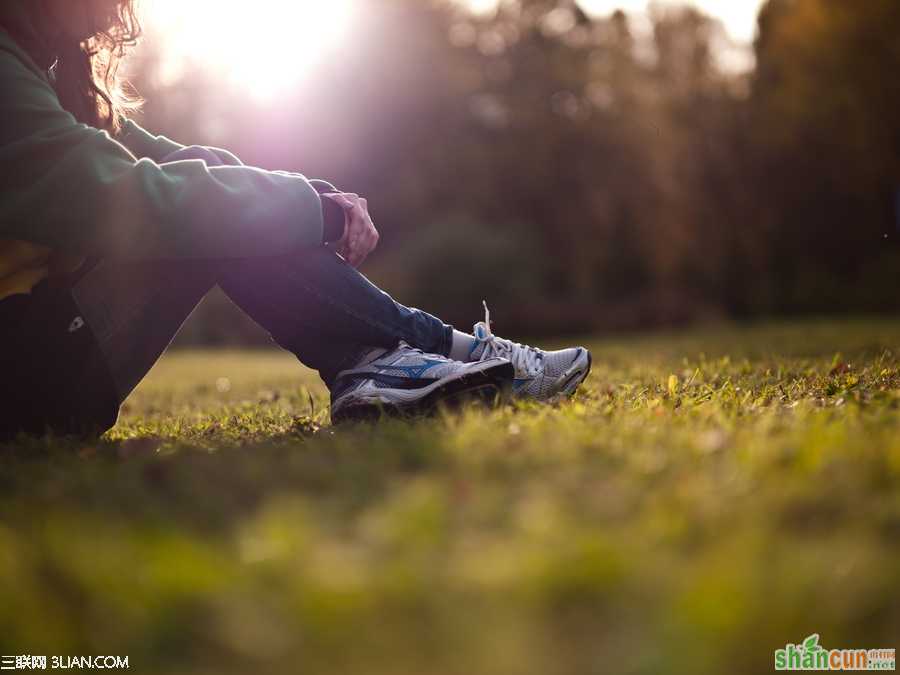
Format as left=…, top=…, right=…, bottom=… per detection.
left=0, top=28, right=52, bottom=85
left=0, top=28, right=60, bottom=115
left=0, top=33, right=81, bottom=145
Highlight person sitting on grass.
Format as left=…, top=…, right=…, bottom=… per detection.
left=0, top=0, right=591, bottom=436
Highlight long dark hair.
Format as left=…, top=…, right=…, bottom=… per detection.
left=0, top=0, right=142, bottom=132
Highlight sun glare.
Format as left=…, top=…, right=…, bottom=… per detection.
left=142, top=0, right=762, bottom=100
left=145, top=0, right=357, bottom=102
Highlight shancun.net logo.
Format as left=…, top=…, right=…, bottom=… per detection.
left=775, top=634, right=895, bottom=671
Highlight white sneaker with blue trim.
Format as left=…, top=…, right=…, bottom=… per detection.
left=330, top=341, right=514, bottom=423
left=468, top=302, right=592, bottom=400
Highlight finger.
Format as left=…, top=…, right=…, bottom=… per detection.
left=330, top=194, right=359, bottom=210
left=350, top=207, right=374, bottom=243
left=360, top=225, right=376, bottom=255
left=332, top=223, right=350, bottom=248
left=353, top=226, right=374, bottom=263
left=362, top=222, right=377, bottom=247
left=347, top=243, right=362, bottom=267
left=352, top=241, right=369, bottom=267
left=324, top=192, right=356, bottom=202
left=362, top=231, right=378, bottom=261
left=336, top=223, right=353, bottom=251
left=353, top=210, right=369, bottom=244
left=346, top=211, right=361, bottom=242
left=355, top=231, right=378, bottom=266
left=346, top=207, right=366, bottom=242
left=366, top=230, right=379, bottom=257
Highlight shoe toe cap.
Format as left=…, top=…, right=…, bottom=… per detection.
left=544, top=346, right=588, bottom=378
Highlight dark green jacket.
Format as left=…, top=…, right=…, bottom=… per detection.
left=0, top=27, right=324, bottom=262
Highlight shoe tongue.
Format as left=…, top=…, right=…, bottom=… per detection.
left=473, top=322, right=490, bottom=340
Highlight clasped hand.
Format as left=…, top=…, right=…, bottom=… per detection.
left=321, top=193, right=380, bottom=268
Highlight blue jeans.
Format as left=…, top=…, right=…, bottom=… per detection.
left=0, top=146, right=453, bottom=435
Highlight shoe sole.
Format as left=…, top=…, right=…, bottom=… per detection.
left=332, top=361, right=515, bottom=424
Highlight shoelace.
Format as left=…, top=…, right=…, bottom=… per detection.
left=474, top=301, right=544, bottom=376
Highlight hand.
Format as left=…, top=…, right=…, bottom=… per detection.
left=323, top=192, right=380, bottom=268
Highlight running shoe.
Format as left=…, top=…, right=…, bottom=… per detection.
left=331, top=340, right=514, bottom=423
left=467, top=302, right=591, bottom=400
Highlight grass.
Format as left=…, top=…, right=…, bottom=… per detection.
left=1, top=318, right=899, bottom=674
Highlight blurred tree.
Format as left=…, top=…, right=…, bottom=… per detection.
left=749, top=0, right=900, bottom=311
left=120, top=0, right=898, bottom=344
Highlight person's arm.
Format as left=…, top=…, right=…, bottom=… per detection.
left=0, top=50, right=323, bottom=260
left=119, top=119, right=348, bottom=243
left=116, top=118, right=184, bottom=162
left=118, top=118, right=243, bottom=168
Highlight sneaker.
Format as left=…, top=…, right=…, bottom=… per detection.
left=331, top=341, right=514, bottom=423
left=468, top=302, right=592, bottom=400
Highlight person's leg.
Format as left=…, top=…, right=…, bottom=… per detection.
left=0, top=280, right=120, bottom=438
left=1, top=144, right=460, bottom=436
left=161, top=146, right=454, bottom=386
left=218, top=250, right=453, bottom=387
left=2, top=243, right=449, bottom=436
left=66, top=145, right=454, bottom=407
left=70, top=246, right=454, bottom=406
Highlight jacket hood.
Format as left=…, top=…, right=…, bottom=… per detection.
left=0, top=1, right=58, bottom=72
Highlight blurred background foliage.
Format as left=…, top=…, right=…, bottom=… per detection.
left=125, top=0, right=900, bottom=342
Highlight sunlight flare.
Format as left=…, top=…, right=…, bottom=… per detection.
left=145, top=0, right=357, bottom=101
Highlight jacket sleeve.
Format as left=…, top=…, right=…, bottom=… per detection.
left=118, top=118, right=244, bottom=167
left=116, top=118, right=185, bottom=162
left=0, top=51, right=323, bottom=260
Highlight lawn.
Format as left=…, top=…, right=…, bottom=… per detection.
left=1, top=319, right=898, bottom=674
